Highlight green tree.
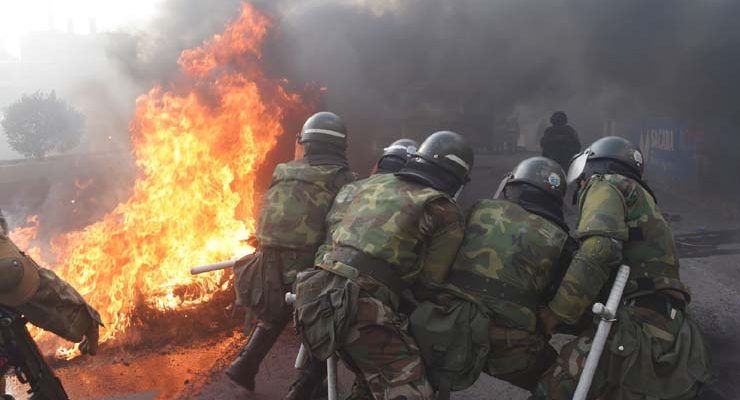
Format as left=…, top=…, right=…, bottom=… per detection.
left=1, top=91, right=84, bottom=159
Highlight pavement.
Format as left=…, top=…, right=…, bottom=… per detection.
left=6, top=151, right=740, bottom=399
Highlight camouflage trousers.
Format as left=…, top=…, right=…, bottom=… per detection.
left=340, top=295, right=434, bottom=400
left=484, top=323, right=557, bottom=392
left=234, top=247, right=313, bottom=333
left=534, top=301, right=715, bottom=400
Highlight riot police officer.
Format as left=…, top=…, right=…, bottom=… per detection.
left=443, top=157, right=576, bottom=393
left=0, top=219, right=101, bottom=397
left=226, top=112, right=356, bottom=394
left=535, top=136, right=715, bottom=399
left=284, top=138, right=418, bottom=400
left=293, top=131, right=473, bottom=400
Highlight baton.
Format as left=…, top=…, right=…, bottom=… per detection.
left=285, top=293, right=309, bottom=369
left=286, top=292, right=339, bottom=399
left=190, top=259, right=237, bottom=275
left=573, top=264, right=631, bottom=400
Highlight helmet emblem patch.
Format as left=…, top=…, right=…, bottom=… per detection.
left=547, top=173, right=561, bottom=188
left=633, top=150, right=643, bottom=165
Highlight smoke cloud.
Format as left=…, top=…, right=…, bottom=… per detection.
left=109, top=0, right=740, bottom=184
left=106, top=0, right=243, bottom=86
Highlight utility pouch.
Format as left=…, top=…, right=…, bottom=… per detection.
left=409, top=298, right=490, bottom=392
left=294, top=269, right=360, bottom=361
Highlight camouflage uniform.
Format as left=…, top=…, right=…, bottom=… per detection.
left=297, top=173, right=465, bottom=400
left=448, top=199, right=571, bottom=391
left=313, top=176, right=361, bottom=268
left=535, top=174, right=715, bottom=399
left=0, top=234, right=101, bottom=343
left=234, top=158, right=355, bottom=332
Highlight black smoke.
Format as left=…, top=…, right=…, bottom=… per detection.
left=110, top=0, right=740, bottom=189
left=106, top=0, right=244, bottom=86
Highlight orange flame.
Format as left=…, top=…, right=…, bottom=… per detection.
left=30, top=3, right=308, bottom=349
left=9, top=215, right=47, bottom=268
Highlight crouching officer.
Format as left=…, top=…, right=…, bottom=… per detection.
left=293, top=131, right=472, bottom=400
left=227, top=112, right=356, bottom=394
left=411, top=157, right=576, bottom=397
left=535, top=136, right=715, bottom=399
left=372, top=138, right=419, bottom=174
left=0, top=227, right=101, bottom=397
left=284, top=138, right=419, bottom=400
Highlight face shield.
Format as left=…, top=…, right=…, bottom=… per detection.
left=453, top=184, right=465, bottom=201
left=383, top=144, right=417, bottom=157
left=566, top=149, right=592, bottom=185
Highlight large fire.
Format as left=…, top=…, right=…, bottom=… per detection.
left=10, top=3, right=309, bottom=352
left=9, top=215, right=46, bottom=268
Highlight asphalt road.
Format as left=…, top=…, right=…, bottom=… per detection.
left=7, top=151, right=739, bottom=399
left=195, top=152, right=740, bottom=399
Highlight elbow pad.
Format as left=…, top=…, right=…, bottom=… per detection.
left=548, top=236, right=623, bottom=324
left=578, top=235, right=623, bottom=269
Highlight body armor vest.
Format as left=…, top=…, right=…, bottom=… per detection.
left=451, top=200, right=569, bottom=331
left=256, top=159, right=353, bottom=251
left=329, top=174, right=447, bottom=287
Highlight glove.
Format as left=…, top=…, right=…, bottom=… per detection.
left=79, top=322, right=99, bottom=355
left=538, top=307, right=561, bottom=336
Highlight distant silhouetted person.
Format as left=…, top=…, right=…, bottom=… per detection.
left=541, top=111, right=581, bottom=170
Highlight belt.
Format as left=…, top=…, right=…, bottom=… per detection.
left=629, top=292, right=686, bottom=318
left=447, top=270, right=538, bottom=312
left=326, top=247, right=403, bottom=297
left=628, top=262, right=681, bottom=282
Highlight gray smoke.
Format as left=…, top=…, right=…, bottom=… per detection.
left=106, top=0, right=243, bottom=86
left=111, top=0, right=740, bottom=185
left=269, top=1, right=736, bottom=126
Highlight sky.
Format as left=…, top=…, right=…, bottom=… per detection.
left=0, top=0, right=161, bottom=57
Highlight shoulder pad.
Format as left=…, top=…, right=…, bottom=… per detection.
left=0, top=237, right=40, bottom=306
left=603, top=174, right=640, bottom=208
left=576, top=177, right=628, bottom=241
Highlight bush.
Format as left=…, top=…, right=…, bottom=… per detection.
left=1, top=91, right=84, bottom=158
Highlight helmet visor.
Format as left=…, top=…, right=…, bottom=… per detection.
left=493, top=173, right=512, bottom=199
left=566, top=150, right=590, bottom=185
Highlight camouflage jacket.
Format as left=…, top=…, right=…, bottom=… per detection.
left=313, top=174, right=368, bottom=267
left=314, top=172, right=404, bottom=266
left=450, top=199, right=570, bottom=332
left=550, top=174, right=688, bottom=324
left=256, top=159, right=356, bottom=251
left=0, top=234, right=100, bottom=342
left=320, top=173, right=465, bottom=308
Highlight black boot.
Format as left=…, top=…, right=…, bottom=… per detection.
left=284, top=357, right=328, bottom=400
left=226, top=326, right=282, bottom=391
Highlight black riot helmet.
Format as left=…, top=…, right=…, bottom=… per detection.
left=567, top=136, right=644, bottom=184
left=397, top=131, right=474, bottom=197
left=550, top=111, right=568, bottom=126
left=495, top=157, right=569, bottom=230
left=375, top=138, right=419, bottom=174
left=495, top=157, right=567, bottom=202
left=297, top=112, right=348, bottom=149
